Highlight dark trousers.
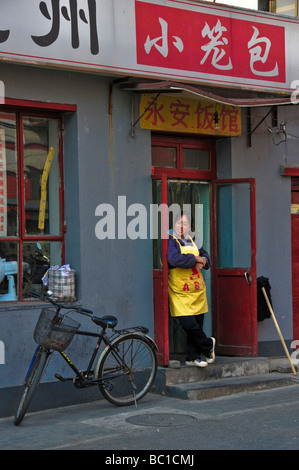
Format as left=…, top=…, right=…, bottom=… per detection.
left=178, top=314, right=212, bottom=361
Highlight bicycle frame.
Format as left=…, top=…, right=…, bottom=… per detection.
left=26, top=291, right=156, bottom=389
left=15, top=291, right=158, bottom=426
left=55, top=327, right=126, bottom=388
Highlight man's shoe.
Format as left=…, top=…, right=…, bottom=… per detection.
left=205, top=337, right=216, bottom=364
left=185, top=358, right=208, bottom=368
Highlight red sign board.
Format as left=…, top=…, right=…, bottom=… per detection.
left=135, top=1, right=286, bottom=84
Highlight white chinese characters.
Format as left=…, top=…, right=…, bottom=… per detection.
left=143, top=17, right=279, bottom=78
left=144, top=17, right=184, bottom=58
left=200, top=19, right=232, bottom=70
left=248, top=26, right=278, bottom=76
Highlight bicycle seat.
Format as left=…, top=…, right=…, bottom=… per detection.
left=92, top=315, right=118, bottom=328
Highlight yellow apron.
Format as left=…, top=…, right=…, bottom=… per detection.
left=168, top=234, right=208, bottom=317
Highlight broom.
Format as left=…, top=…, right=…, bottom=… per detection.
left=262, top=287, right=297, bottom=376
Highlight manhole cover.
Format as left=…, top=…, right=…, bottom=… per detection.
left=126, top=413, right=197, bottom=427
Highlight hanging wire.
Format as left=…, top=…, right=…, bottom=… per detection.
left=131, top=93, right=161, bottom=137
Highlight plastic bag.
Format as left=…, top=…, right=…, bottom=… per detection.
left=42, top=265, right=76, bottom=302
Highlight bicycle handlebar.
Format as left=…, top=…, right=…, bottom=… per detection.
left=29, top=290, right=94, bottom=315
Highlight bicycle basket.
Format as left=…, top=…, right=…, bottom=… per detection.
left=33, top=308, right=80, bottom=352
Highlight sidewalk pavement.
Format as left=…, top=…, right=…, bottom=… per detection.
left=1, top=383, right=299, bottom=450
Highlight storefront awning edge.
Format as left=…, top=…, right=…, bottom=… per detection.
left=120, top=80, right=294, bottom=108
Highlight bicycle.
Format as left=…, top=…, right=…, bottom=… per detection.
left=14, top=291, right=158, bottom=425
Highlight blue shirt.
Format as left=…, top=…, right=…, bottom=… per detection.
left=167, top=232, right=211, bottom=270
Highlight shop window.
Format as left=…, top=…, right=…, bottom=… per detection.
left=0, top=111, right=64, bottom=301
left=182, top=148, right=210, bottom=171
left=152, top=146, right=177, bottom=168
left=151, top=136, right=214, bottom=176
left=270, top=0, right=298, bottom=15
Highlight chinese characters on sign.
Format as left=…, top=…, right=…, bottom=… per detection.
left=248, top=26, right=278, bottom=77
left=139, top=94, right=241, bottom=137
left=0, top=129, right=7, bottom=237
left=0, top=0, right=290, bottom=90
left=0, top=0, right=99, bottom=55
left=200, top=19, right=233, bottom=71
left=144, top=17, right=184, bottom=58
left=135, top=1, right=285, bottom=83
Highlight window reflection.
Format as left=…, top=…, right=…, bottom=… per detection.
left=23, top=117, right=61, bottom=236
left=152, top=146, right=177, bottom=168
left=0, top=113, right=18, bottom=237
left=22, top=241, right=61, bottom=298
left=182, top=148, right=210, bottom=171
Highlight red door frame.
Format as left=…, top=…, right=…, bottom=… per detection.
left=151, top=135, right=216, bottom=365
left=152, top=173, right=169, bottom=365
left=212, top=178, right=257, bottom=356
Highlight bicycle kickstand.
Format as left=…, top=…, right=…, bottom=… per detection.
left=132, top=383, right=138, bottom=409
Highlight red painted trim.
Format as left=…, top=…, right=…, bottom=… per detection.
left=152, top=168, right=214, bottom=179
left=4, top=97, right=76, bottom=112
left=282, top=167, right=299, bottom=176
left=21, top=236, right=64, bottom=242
left=152, top=173, right=170, bottom=366
left=159, top=174, right=169, bottom=365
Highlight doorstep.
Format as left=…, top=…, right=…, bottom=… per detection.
left=152, top=356, right=298, bottom=400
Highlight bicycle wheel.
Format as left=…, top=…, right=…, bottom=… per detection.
left=96, top=333, right=157, bottom=406
left=14, top=347, right=49, bottom=425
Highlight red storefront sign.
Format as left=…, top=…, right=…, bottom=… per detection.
left=135, top=1, right=286, bottom=84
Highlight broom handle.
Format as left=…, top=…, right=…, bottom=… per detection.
left=261, top=287, right=297, bottom=376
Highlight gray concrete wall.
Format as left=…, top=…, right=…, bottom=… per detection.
left=230, top=106, right=298, bottom=350
left=0, top=64, right=154, bottom=412
left=215, top=105, right=298, bottom=354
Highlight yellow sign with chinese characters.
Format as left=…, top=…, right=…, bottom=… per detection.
left=139, top=94, right=241, bottom=136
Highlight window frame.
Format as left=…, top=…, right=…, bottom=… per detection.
left=267, top=0, right=298, bottom=16
left=151, top=134, right=216, bottom=180
left=0, top=98, right=76, bottom=301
